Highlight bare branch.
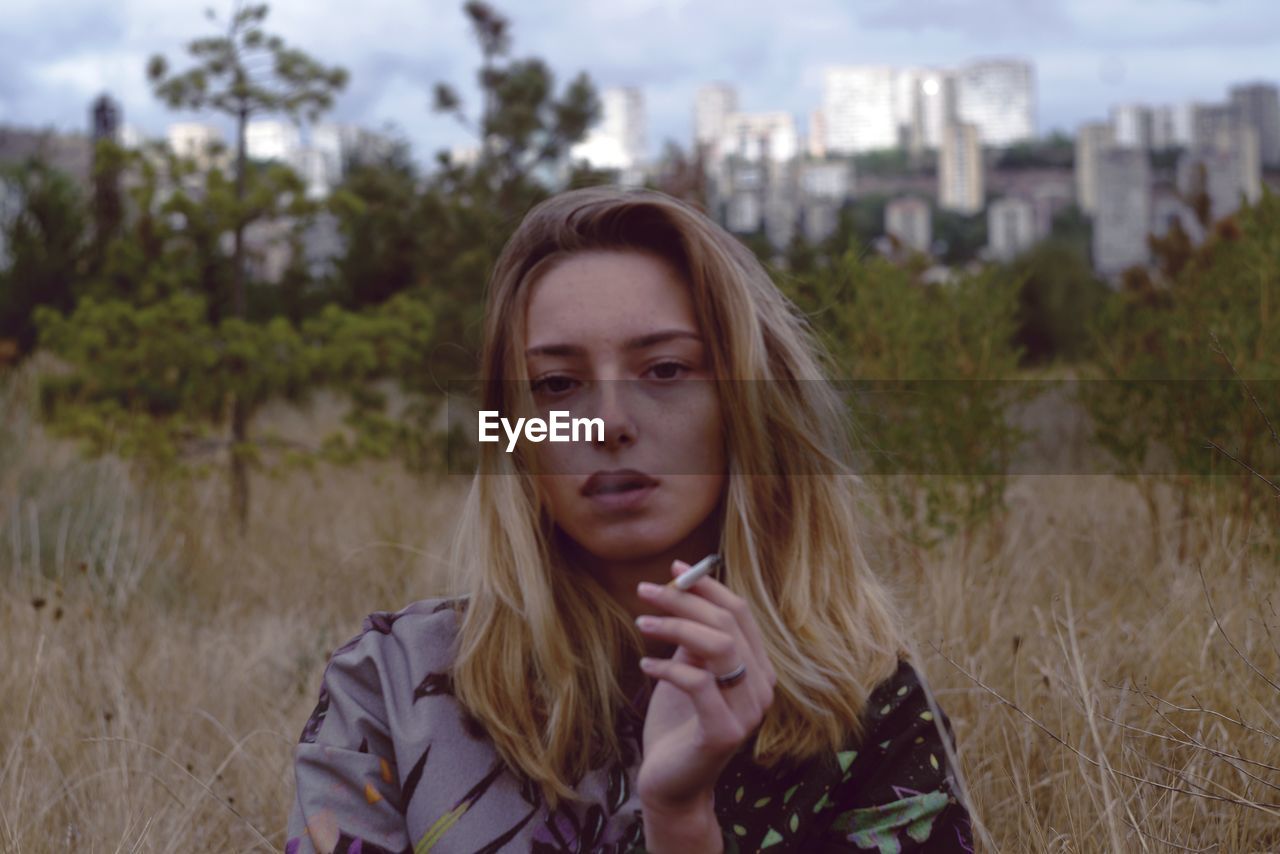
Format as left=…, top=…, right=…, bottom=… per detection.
left=1197, top=560, right=1280, bottom=695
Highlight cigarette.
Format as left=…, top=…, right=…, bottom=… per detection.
left=669, top=554, right=722, bottom=590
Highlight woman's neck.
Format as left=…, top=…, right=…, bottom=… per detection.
left=558, top=519, right=720, bottom=655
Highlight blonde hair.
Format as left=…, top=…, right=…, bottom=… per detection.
left=445, top=186, right=908, bottom=810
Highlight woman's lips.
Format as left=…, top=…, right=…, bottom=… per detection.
left=584, top=481, right=658, bottom=512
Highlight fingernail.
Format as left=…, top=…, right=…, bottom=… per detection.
left=639, top=657, right=656, bottom=670
left=636, top=615, right=657, bottom=629
left=637, top=582, right=661, bottom=596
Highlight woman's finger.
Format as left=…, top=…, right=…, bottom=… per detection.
left=668, top=561, right=777, bottom=688
left=636, top=615, right=736, bottom=664
left=638, top=657, right=749, bottom=748
left=638, top=578, right=740, bottom=658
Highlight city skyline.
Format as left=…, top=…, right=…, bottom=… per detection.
left=3, top=0, right=1279, bottom=167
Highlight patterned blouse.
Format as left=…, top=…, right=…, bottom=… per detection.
left=286, top=596, right=974, bottom=853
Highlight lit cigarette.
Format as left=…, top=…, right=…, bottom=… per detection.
left=669, top=554, right=722, bottom=590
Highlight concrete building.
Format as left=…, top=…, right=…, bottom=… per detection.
left=1111, top=104, right=1153, bottom=149
left=166, top=123, right=226, bottom=170
left=1092, top=148, right=1151, bottom=278
left=1075, top=121, right=1115, bottom=215
left=1177, top=126, right=1262, bottom=221
left=1150, top=107, right=1174, bottom=150
left=1191, top=103, right=1241, bottom=153
left=796, top=158, right=853, bottom=243
left=885, top=196, right=932, bottom=254
left=246, top=119, right=301, bottom=165
left=987, top=196, right=1036, bottom=261
left=939, top=122, right=984, bottom=214
left=713, top=113, right=800, bottom=251
left=571, top=86, right=647, bottom=174
left=718, top=112, right=799, bottom=164
left=1029, top=180, right=1072, bottom=237
left=1229, top=82, right=1280, bottom=168
left=823, top=66, right=899, bottom=153
left=695, top=83, right=738, bottom=154
left=313, top=123, right=396, bottom=176
left=953, top=59, right=1035, bottom=146
left=807, top=109, right=827, bottom=159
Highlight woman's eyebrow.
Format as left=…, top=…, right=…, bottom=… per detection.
left=525, top=329, right=703, bottom=357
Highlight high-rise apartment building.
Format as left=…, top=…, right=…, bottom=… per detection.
left=1111, top=104, right=1153, bottom=149
left=1229, top=82, right=1280, bottom=167
left=822, top=59, right=1029, bottom=153
left=807, top=109, right=827, bottom=159
left=939, top=122, right=984, bottom=214
left=885, top=196, right=932, bottom=254
left=571, top=86, right=647, bottom=173
left=953, top=59, right=1035, bottom=146
left=1177, top=126, right=1262, bottom=221
left=987, top=196, right=1036, bottom=261
left=1092, top=148, right=1150, bottom=278
left=167, top=122, right=227, bottom=171
left=246, top=119, right=301, bottom=164
left=823, top=66, right=898, bottom=153
left=695, top=83, right=738, bottom=153
left=1075, top=121, right=1115, bottom=216
left=719, top=112, right=799, bottom=163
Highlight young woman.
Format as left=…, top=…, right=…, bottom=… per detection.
left=287, top=187, right=974, bottom=853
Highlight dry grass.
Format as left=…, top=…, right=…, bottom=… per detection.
left=2, top=365, right=1279, bottom=852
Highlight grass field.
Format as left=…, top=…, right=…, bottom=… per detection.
left=3, top=365, right=1279, bottom=852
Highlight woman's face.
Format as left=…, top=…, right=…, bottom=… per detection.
left=522, top=249, right=726, bottom=564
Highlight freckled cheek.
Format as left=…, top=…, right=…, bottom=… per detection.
left=646, top=398, right=723, bottom=475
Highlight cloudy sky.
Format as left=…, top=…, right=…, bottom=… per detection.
left=2, top=0, right=1277, bottom=166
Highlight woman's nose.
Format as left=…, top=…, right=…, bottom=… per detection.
left=593, top=380, right=637, bottom=450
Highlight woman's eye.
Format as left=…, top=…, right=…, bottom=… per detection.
left=531, top=375, right=579, bottom=395
left=647, top=361, right=689, bottom=381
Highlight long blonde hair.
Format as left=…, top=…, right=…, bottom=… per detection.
left=445, top=186, right=908, bottom=810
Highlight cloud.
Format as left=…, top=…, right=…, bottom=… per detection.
left=858, top=0, right=1074, bottom=40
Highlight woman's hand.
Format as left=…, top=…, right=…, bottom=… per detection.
left=633, top=559, right=778, bottom=816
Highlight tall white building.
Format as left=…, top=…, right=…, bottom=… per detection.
left=885, top=196, right=932, bottom=255
left=246, top=119, right=301, bottom=164
left=1229, top=82, right=1280, bottom=167
left=953, top=60, right=1035, bottom=146
left=823, top=66, right=899, bottom=153
left=719, top=112, right=799, bottom=163
left=939, top=122, right=984, bottom=214
left=822, top=59, right=1029, bottom=153
left=1093, top=148, right=1150, bottom=278
left=571, top=87, right=647, bottom=173
left=695, top=84, right=738, bottom=152
left=1111, top=104, right=1153, bottom=149
left=1177, top=125, right=1262, bottom=220
left=1075, top=121, right=1115, bottom=216
left=807, top=109, right=827, bottom=158
left=166, top=122, right=226, bottom=170
left=987, top=196, right=1036, bottom=261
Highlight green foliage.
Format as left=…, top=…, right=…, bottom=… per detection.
left=932, top=207, right=987, bottom=265
left=1007, top=238, right=1110, bottom=365
left=994, top=134, right=1074, bottom=170
left=852, top=149, right=919, bottom=178
left=36, top=291, right=437, bottom=473
left=0, top=160, right=89, bottom=354
left=147, top=3, right=347, bottom=123
left=328, top=142, right=424, bottom=307
left=780, top=252, right=1029, bottom=551
left=410, top=1, right=601, bottom=380
left=1081, top=189, right=1280, bottom=541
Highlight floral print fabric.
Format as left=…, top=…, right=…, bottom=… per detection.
left=286, top=597, right=973, bottom=853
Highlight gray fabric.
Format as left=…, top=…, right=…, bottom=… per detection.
left=286, top=596, right=649, bottom=853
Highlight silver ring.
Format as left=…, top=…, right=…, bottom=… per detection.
left=714, top=662, right=747, bottom=689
